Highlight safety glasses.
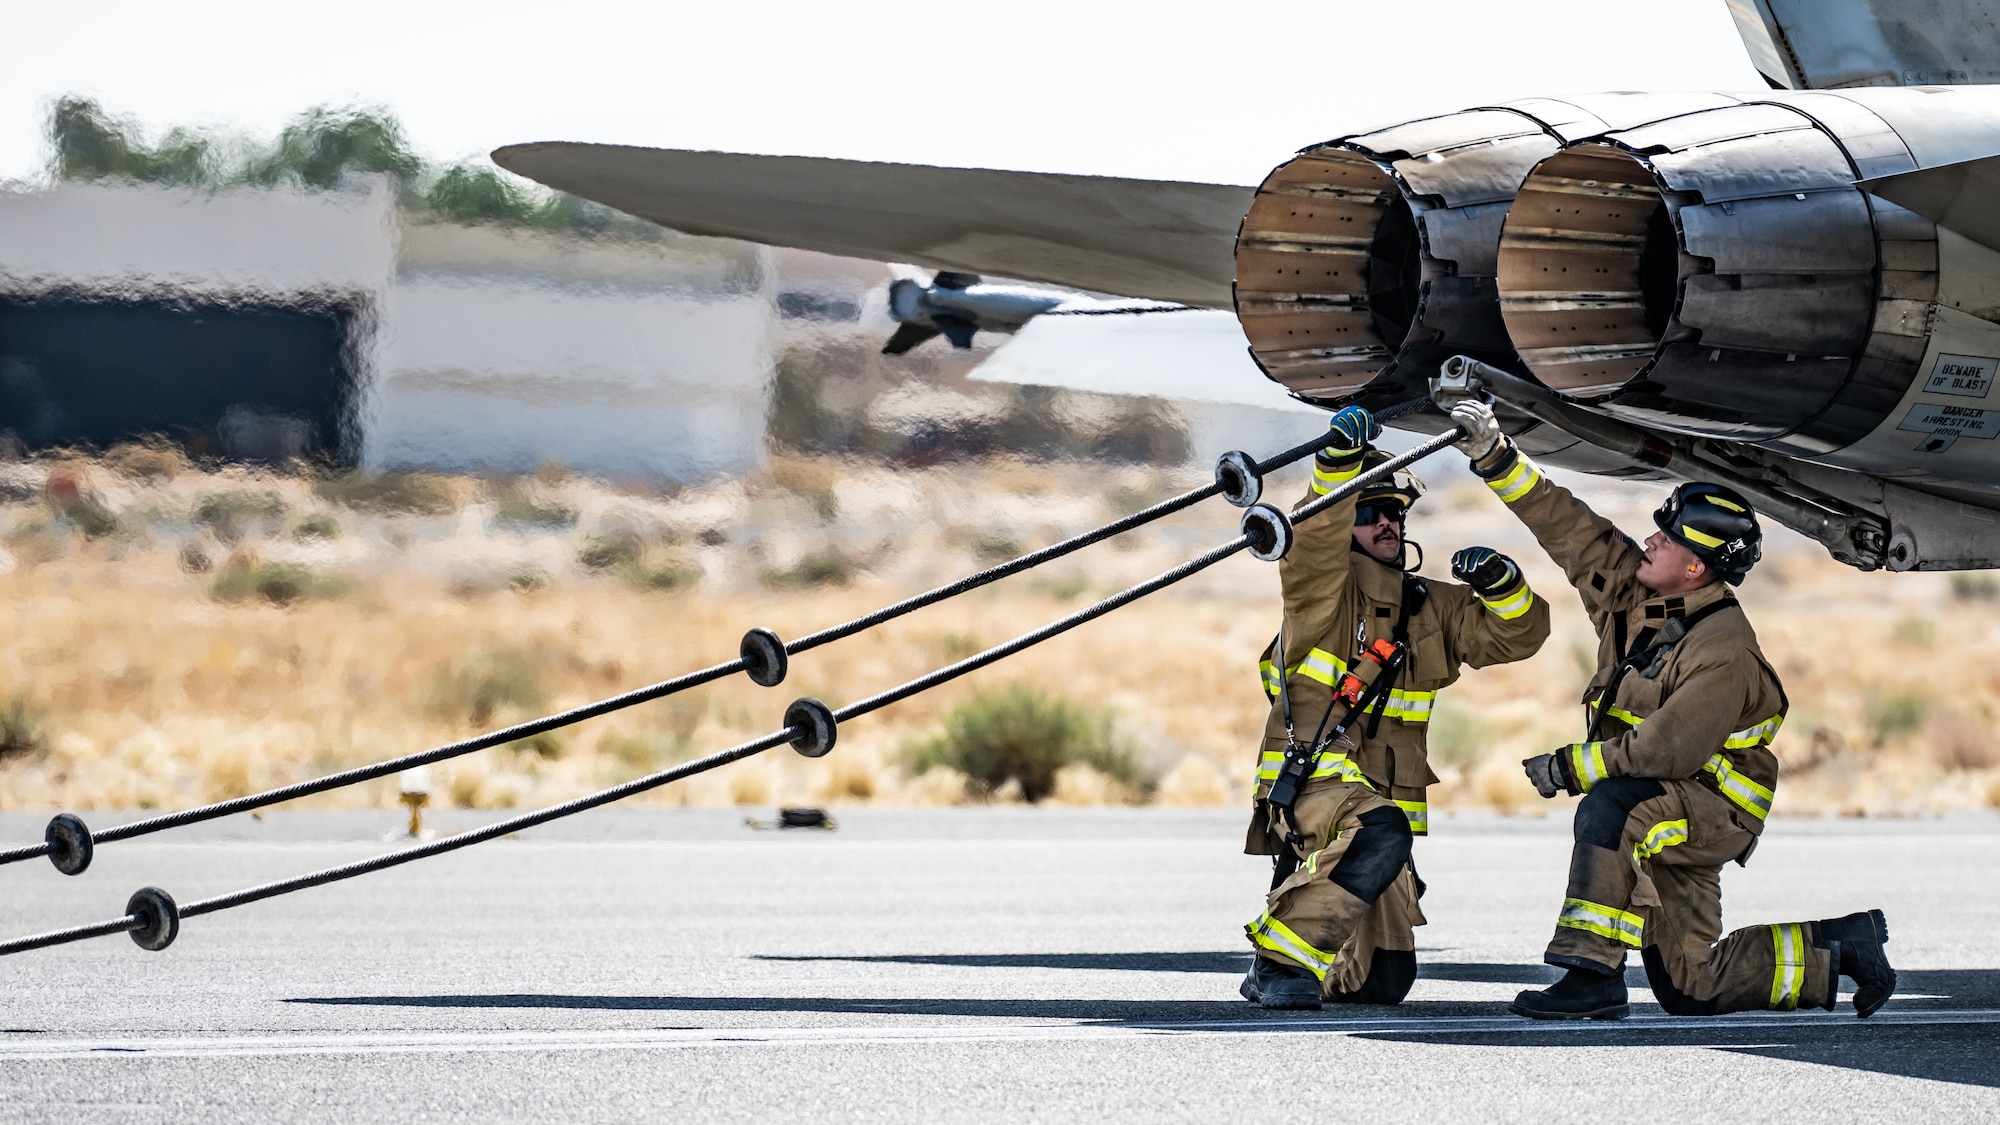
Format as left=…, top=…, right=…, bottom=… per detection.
left=1353, top=500, right=1407, bottom=527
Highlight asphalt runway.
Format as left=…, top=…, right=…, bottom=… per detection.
left=1, top=807, right=1996, bottom=1121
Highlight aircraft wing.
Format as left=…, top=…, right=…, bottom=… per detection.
left=491, top=143, right=1252, bottom=309
left=1861, top=154, right=2000, bottom=253
left=1728, top=0, right=2000, bottom=89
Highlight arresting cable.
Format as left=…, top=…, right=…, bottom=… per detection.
left=0, top=417, right=1409, bottom=876
left=0, top=425, right=1464, bottom=956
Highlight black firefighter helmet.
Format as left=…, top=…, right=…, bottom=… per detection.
left=1357, top=448, right=1426, bottom=514
left=1654, top=482, right=1761, bottom=585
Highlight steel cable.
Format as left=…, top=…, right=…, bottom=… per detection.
left=0, top=428, right=1460, bottom=957
left=0, top=420, right=1390, bottom=870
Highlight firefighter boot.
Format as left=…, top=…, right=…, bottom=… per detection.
left=1818, top=909, right=1895, bottom=1018
left=1511, top=966, right=1629, bottom=1021
left=1240, top=954, right=1323, bottom=1010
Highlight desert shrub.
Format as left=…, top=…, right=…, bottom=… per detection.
left=492, top=489, right=577, bottom=530
left=210, top=560, right=345, bottom=606
left=1031, top=575, right=1088, bottom=602
left=1104, top=483, right=1161, bottom=517
left=292, top=512, right=341, bottom=540
left=769, top=460, right=838, bottom=520
left=601, top=731, right=687, bottom=774
left=762, top=550, right=854, bottom=590
left=1928, top=716, right=2000, bottom=771
left=626, top=558, right=697, bottom=593
left=508, top=564, right=549, bottom=592
left=973, top=531, right=1023, bottom=562
left=427, top=648, right=546, bottom=727
left=0, top=697, right=47, bottom=759
left=508, top=730, right=566, bottom=760
left=1866, top=692, right=1928, bottom=746
left=577, top=534, right=640, bottom=571
left=915, top=686, right=1133, bottom=802
left=1424, top=699, right=1484, bottom=770
left=315, top=470, right=456, bottom=516
left=195, top=490, right=288, bottom=539
left=1952, top=573, right=2000, bottom=601
left=104, top=438, right=187, bottom=481
left=1890, top=617, right=1935, bottom=646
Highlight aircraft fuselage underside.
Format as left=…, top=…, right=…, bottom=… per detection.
left=1238, top=86, right=2000, bottom=571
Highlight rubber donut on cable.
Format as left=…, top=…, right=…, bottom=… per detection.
left=1215, top=450, right=1263, bottom=509
left=44, top=813, right=92, bottom=876
left=739, top=627, right=789, bottom=687
left=1241, top=504, right=1294, bottom=562
left=784, top=698, right=838, bottom=758
left=126, top=887, right=179, bottom=952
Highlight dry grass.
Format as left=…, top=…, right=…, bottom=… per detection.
left=0, top=448, right=1996, bottom=820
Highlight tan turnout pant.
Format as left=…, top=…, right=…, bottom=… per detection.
left=1245, top=780, right=1426, bottom=1002
left=1550, top=777, right=1834, bottom=1013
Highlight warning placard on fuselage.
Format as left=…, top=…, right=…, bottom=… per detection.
left=1924, top=353, right=1999, bottom=398
left=1897, top=402, right=2000, bottom=448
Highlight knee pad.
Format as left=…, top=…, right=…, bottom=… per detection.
left=1574, top=777, right=1667, bottom=850
left=1327, top=949, right=1417, bottom=1005
left=1640, top=945, right=1718, bottom=1016
left=1328, top=806, right=1413, bottom=904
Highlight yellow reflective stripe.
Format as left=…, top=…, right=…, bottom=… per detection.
left=1724, top=714, right=1784, bottom=749
left=1247, top=912, right=1336, bottom=980
left=1311, top=459, right=1360, bottom=495
left=1569, top=742, right=1609, bottom=792
left=1557, top=897, right=1644, bottom=947
left=1769, top=923, right=1807, bottom=1010
left=1703, top=752, right=1774, bottom=820
left=1586, top=698, right=1646, bottom=728
left=1632, top=819, right=1689, bottom=864
left=1395, top=799, right=1428, bottom=834
left=1481, top=585, right=1536, bottom=621
left=1486, top=454, right=1543, bottom=503
left=1295, top=648, right=1347, bottom=686
left=1680, top=524, right=1725, bottom=549
left=1254, top=748, right=1373, bottom=787
left=1288, top=648, right=1436, bottom=724
left=1706, top=494, right=1746, bottom=513
left=1379, top=690, right=1436, bottom=723
left=1259, top=659, right=1282, bottom=699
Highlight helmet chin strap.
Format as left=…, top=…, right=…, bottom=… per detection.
left=1402, top=538, right=1424, bottom=574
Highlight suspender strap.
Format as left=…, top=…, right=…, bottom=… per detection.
left=1589, top=596, right=1739, bottom=740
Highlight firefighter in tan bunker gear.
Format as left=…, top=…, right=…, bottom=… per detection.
left=1239, top=405, right=1551, bottom=1010
left=1447, top=399, right=1898, bottom=1021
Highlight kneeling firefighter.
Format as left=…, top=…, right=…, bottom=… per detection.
left=1446, top=398, right=1898, bottom=1021
left=1241, top=405, right=1552, bottom=1010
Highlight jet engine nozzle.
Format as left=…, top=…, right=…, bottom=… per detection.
left=1496, top=101, right=1939, bottom=451
left=1234, top=109, right=1572, bottom=406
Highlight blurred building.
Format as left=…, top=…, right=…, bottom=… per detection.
left=0, top=179, right=1320, bottom=480
left=0, top=178, right=771, bottom=479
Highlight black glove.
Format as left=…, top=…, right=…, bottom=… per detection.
left=1522, top=751, right=1577, bottom=799
left=1451, top=546, right=1521, bottom=597
left=1323, top=404, right=1379, bottom=455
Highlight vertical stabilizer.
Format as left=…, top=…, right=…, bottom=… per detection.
left=1728, top=0, right=2000, bottom=89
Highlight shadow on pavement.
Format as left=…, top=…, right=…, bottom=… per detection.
left=1354, top=1021, right=2000, bottom=1088
left=288, top=993, right=1492, bottom=1022
left=751, top=953, right=1562, bottom=982
left=290, top=966, right=2000, bottom=1085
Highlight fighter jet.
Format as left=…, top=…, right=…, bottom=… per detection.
left=496, top=0, right=2000, bottom=574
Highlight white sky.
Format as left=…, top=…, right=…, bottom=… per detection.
left=2, top=0, right=1763, bottom=187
